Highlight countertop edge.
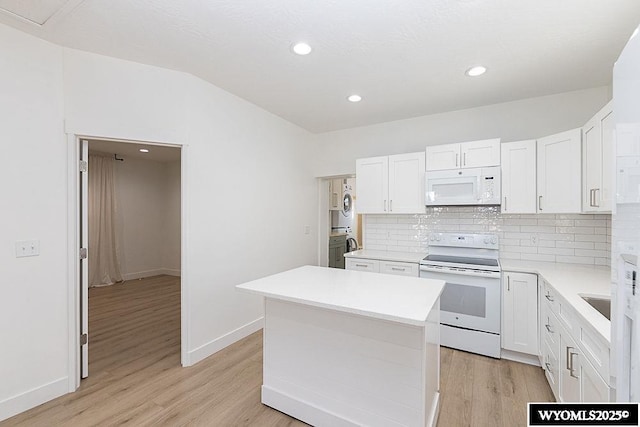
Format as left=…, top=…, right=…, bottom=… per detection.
left=236, top=285, right=438, bottom=327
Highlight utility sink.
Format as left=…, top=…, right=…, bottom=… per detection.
left=580, top=295, right=611, bottom=321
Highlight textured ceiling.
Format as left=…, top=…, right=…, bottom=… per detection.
left=2, top=0, right=640, bottom=132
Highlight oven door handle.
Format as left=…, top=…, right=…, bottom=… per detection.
left=419, top=266, right=501, bottom=279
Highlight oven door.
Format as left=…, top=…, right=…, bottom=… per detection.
left=419, top=266, right=501, bottom=333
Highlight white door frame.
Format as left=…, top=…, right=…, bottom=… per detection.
left=317, top=175, right=356, bottom=267
left=66, top=133, right=189, bottom=391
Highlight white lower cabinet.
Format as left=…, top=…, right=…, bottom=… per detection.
left=538, top=276, right=611, bottom=403
left=346, top=258, right=419, bottom=277
left=502, top=272, right=538, bottom=355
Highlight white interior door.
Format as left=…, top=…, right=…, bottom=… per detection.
left=80, top=139, right=89, bottom=378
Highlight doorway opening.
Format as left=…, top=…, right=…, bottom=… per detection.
left=318, top=175, right=362, bottom=268
left=75, top=137, right=183, bottom=383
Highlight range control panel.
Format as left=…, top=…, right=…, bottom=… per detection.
left=428, top=232, right=499, bottom=250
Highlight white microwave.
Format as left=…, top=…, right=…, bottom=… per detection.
left=425, top=166, right=501, bottom=206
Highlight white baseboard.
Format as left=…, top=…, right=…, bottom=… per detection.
left=185, top=317, right=263, bottom=366
left=501, top=349, right=541, bottom=366
left=0, top=377, right=68, bottom=422
left=122, top=268, right=181, bottom=281
left=262, top=385, right=359, bottom=427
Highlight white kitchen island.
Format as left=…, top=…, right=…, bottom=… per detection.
left=236, top=265, right=444, bottom=427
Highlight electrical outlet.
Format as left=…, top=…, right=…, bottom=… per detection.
left=530, top=235, right=538, bottom=246
left=15, top=240, right=40, bottom=258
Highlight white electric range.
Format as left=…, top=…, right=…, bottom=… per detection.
left=419, top=232, right=501, bottom=358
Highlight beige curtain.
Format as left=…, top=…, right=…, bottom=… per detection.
left=88, top=154, right=123, bottom=286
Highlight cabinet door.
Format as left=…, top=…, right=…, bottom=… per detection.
left=461, top=138, right=501, bottom=168
left=426, top=143, right=460, bottom=171
left=329, top=178, right=343, bottom=211
left=583, top=102, right=614, bottom=212
left=356, top=156, right=388, bottom=214
left=335, top=245, right=346, bottom=269
left=502, top=272, right=538, bottom=355
left=580, top=355, right=610, bottom=402
left=501, top=140, right=537, bottom=213
left=345, top=258, right=379, bottom=273
left=537, top=129, right=582, bottom=213
left=599, top=107, right=614, bottom=211
left=388, top=152, right=425, bottom=214
left=560, top=330, right=581, bottom=402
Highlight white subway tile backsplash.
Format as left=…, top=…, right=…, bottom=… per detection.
left=363, top=207, right=611, bottom=266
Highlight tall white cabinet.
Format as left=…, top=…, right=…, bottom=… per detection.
left=501, top=140, right=537, bottom=214
left=356, top=152, right=425, bottom=214
left=582, top=101, right=614, bottom=212
left=537, top=128, right=582, bottom=213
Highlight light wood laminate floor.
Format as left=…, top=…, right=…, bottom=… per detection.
left=3, top=275, right=553, bottom=426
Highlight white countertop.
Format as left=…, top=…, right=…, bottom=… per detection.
left=236, top=265, right=444, bottom=326
left=344, top=249, right=428, bottom=264
left=501, top=259, right=611, bottom=342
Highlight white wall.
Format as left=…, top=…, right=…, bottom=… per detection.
left=0, top=22, right=317, bottom=421
left=312, top=86, right=611, bottom=177
left=162, top=160, right=181, bottom=274
left=109, top=155, right=181, bottom=280
left=0, top=25, right=68, bottom=419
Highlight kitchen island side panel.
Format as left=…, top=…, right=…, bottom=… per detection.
left=262, top=298, right=439, bottom=427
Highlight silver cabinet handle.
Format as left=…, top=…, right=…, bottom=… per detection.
left=568, top=348, right=579, bottom=378
left=504, top=196, right=507, bottom=212
left=456, top=153, right=459, bottom=167
left=538, top=195, right=543, bottom=211
left=545, top=293, right=554, bottom=302
left=545, top=362, right=552, bottom=371
left=566, top=346, right=572, bottom=370
left=589, top=188, right=594, bottom=207
left=355, top=264, right=368, bottom=268
left=383, top=199, right=387, bottom=212
left=594, top=188, right=600, bottom=207
left=390, top=200, right=393, bottom=212
left=507, top=276, right=510, bottom=291
left=545, top=323, right=553, bottom=333
left=391, top=267, right=406, bottom=271
left=463, top=152, right=466, bottom=166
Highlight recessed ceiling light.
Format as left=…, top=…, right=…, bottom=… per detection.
left=347, top=94, right=362, bottom=103
left=465, top=65, right=487, bottom=77
left=292, top=42, right=312, bottom=55
left=139, top=148, right=149, bottom=153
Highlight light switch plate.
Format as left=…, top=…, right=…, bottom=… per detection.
left=15, top=240, right=40, bottom=257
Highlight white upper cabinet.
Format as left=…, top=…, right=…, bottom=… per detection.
left=501, top=140, right=537, bottom=214
left=426, top=143, right=460, bottom=171
left=329, top=178, right=343, bottom=211
left=426, top=139, right=500, bottom=171
left=460, top=139, right=501, bottom=168
left=583, top=101, right=614, bottom=213
left=537, top=129, right=582, bottom=213
left=356, top=152, right=425, bottom=214
left=356, top=156, right=388, bottom=214
left=388, top=152, right=425, bottom=213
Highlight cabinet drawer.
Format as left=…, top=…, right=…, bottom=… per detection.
left=379, top=261, right=419, bottom=277
left=329, top=235, right=346, bottom=246
left=346, top=258, right=379, bottom=273
left=542, top=306, right=560, bottom=355
left=579, top=324, right=610, bottom=384
left=542, top=339, right=560, bottom=401
left=557, top=299, right=577, bottom=337
left=541, top=279, right=558, bottom=312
